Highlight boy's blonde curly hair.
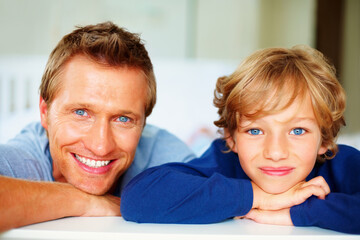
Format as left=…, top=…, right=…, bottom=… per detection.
left=214, top=45, right=346, bottom=160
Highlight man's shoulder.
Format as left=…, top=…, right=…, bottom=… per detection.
left=0, top=122, right=52, bottom=180
left=138, top=124, right=191, bottom=153
left=140, top=124, right=173, bottom=139
left=7, top=122, right=48, bottom=150
left=120, top=124, right=196, bottom=191
left=8, top=121, right=47, bottom=140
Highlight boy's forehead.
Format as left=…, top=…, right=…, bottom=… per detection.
left=239, top=92, right=316, bottom=124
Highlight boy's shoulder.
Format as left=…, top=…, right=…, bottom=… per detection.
left=310, top=144, right=360, bottom=193
left=318, top=144, right=360, bottom=168
left=312, top=144, right=360, bottom=175
left=336, top=144, right=360, bottom=160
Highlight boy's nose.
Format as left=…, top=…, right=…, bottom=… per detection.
left=83, top=120, right=116, bottom=157
left=263, top=134, right=289, bottom=161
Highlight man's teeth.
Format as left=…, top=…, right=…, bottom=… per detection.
left=75, top=155, right=111, bottom=168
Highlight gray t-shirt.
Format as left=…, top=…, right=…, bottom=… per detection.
left=0, top=122, right=195, bottom=196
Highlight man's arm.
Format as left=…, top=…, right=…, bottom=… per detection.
left=0, top=176, right=120, bottom=232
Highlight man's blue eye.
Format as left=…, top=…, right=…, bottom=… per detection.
left=290, top=128, right=305, bottom=135
left=118, top=116, right=129, bottom=122
left=248, top=129, right=263, bottom=135
left=75, top=109, right=86, bottom=116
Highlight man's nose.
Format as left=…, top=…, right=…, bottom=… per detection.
left=84, top=120, right=116, bottom=157
left=263, top=134, right=289, bottom=161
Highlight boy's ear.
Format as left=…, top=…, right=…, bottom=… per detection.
left=224, top=129, right=238, bottom=153
left=318, top=144, right=328, bottom=155
left=39, top=97, right=49, bottom=130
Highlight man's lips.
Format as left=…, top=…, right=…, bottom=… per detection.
left=259, top=167, right=294, bottom=176
left=72, top=153, right=116, bottom=174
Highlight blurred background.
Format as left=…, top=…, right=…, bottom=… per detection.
left=0, top=0, right=359, bottom=154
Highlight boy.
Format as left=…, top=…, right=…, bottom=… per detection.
left=121, top=46, right=360, bottom=234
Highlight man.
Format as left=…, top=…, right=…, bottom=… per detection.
left=0, top=22, right=195, bottom=231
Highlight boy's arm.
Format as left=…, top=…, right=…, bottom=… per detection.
left=245, top=145, right=360, bottom=234
left=240, top=176, right=330, bottom=226
left=0, top=176, right=120, bottom=232
left=121, top=139, right=254, bottom=224
left=289, top=145, right=360, bottom=234
left=121, top=163, right=253, bottom=224
left=290, top=192, right=360, bottom=234
left=121, top=163, right=328, bottom=224
left=252, top=176, right=330, bottom=211
left=121, top=139, right=332, bottom=224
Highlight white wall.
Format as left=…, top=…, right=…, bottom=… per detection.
left=0, top=0, right=317, bottom=59
left=0, top=0, right=359, bottom=147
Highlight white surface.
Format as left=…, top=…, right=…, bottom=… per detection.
left=1, top=217, right=357, bottom=240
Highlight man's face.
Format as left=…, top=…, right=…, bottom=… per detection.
left=228, top=94, right=327, bottom=194
left=40, top=55, right=147, bottom=195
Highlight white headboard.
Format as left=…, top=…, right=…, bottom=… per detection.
left=0, top=56, right=46, bottom=142
left=0, top=56, right=238, bottom=154
left=1, top=56, right=358, bottom=153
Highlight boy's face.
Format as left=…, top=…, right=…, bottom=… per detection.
left=228, top=94, right=327, bottom=194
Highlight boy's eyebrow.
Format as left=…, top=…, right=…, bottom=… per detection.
left=277, top=117, right=319, bottom=125
left=240, top=117, right=318, bottom=126
left=290, top=117, right=318, bottom=123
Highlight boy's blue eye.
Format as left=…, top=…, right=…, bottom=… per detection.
left=290, top=128, right=306, bottom=135
left=248, top=129, right=263, bottom=135
left=118, top=116, right=130, bottom=123
left=75, top=109, right=87, bottom=116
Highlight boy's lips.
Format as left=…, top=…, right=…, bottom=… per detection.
left=72, top=153, right=117, bottom=174
left=259, top=167, right=294, bottom=176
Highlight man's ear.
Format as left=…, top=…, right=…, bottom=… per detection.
left=39, top=97, right=49, bottom=130
left=224, top=129, right=238, bottom=153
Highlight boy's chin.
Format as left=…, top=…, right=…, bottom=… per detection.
left=260, top=184, right=292, bottom=195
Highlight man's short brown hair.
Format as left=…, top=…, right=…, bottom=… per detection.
left=39, top=21, right=156, bottom=118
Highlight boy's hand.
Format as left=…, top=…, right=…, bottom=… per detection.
left=236, top=208, right=293, bottom=226
left=252, top=176, right=330, bottom=210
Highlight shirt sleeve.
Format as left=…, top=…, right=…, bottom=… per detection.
left=0, top=122, right=53, bottom=181
left=290, top=193, right=360, bottom=234
left=121, top=139, right=253, bottom=224
left=290, top=144, right=360, bottom=234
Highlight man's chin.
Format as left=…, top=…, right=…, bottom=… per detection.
left=74, top=182, right=111, bottom=195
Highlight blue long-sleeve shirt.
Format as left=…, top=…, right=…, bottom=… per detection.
left=121, top=139, right=360, bottom=234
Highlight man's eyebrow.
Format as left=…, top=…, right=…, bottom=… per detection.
left=62, top=103, right=92, bottom=110
left=62, top=103, right=140, bottom=117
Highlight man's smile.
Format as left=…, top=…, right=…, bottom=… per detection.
left=72, top=153, right=117, bottom=174
left=74, top=154, right=112, bottom=168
